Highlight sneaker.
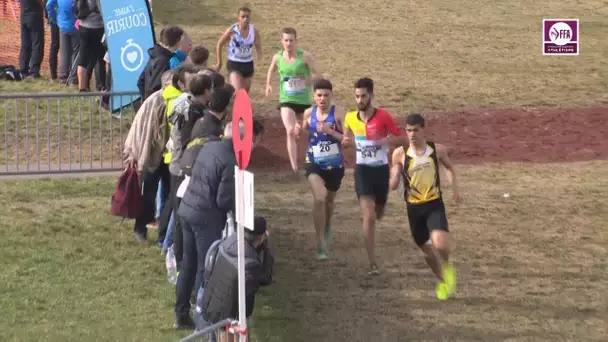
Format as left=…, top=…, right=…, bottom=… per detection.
left=368, top=263, right=380, bottom=276
left=174, top=315, right=195, bottom=329
left=436, top=281, right=449, bottom=300
left=442, top=262, right=457, bottom=298
left=134, top=232, right=147, bottom=243
left=316, top=247, right=327, bottom=261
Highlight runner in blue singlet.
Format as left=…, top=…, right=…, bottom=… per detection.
left=295, top=78, right=345, bottom=260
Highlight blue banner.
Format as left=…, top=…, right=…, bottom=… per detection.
left=99, top=0, right=156, bottom=112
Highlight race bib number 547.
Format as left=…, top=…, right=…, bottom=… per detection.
left=356, top=141, right=387, bottom=165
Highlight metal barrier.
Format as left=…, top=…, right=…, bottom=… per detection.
left=0, top=91, right=140, bottom=175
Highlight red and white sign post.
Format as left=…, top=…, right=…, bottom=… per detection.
left=231, top=89, right=255, bottom=341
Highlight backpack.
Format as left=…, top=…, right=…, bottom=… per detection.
left=0, top=65, right=23, bottom=81
left=110, top=164, right=143, bottom=220
left=179, top=135, right=220, bottom=176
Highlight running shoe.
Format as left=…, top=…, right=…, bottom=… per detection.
left=316, top=247, right=327, bottom=261
left=368, top=263, right=380, bottom=276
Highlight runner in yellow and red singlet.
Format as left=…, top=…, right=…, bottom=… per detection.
left=342, top=77, right=406, bottom=275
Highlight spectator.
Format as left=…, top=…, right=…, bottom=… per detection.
left=157, top=73, right=213, bottom=256
left=173, top=88, right=263, bottom=329
left=187, top=45, right=209, bottom=69
left=46, top=0, right=79, bottom=85
left=169, top=33, right=192, bottom=69
left=76, top=0, right=105, bottom=91
left=197, top=216, right=275, bottom=342
left=19, top=0, right=45, bottom=79
left=189, top=84, right=235, bottom=140
left=123, top=70, right=173, bottom=243
left=43, top=0, right=60, bottom=81
left=137, top=26, right=185, bottom=101
left=155, top=64, right=199, bottom=244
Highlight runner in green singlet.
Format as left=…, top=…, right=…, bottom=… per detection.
left=265, top=27, right=320, bottom=174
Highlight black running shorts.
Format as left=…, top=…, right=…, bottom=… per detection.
left=354, top=164, right=390, bottom=205
left=406, top=199, right=449, bottom=246
left=277, top=102, right=310, bottom=118
left=226, top=60, right=254, bottom=78
left=305, top=164, right=345, bottom=192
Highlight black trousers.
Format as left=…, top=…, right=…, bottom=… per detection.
left=19, top=15, right=45, bottom=76
left=175, top=216, right=223, bottom=317
left=133, top=163, right=170, bottom=237
left=49, top=23, right=60, bottom=79
left=158, top=174, right=183, bottom=243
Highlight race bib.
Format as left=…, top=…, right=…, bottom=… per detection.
left=284, top=77, right=306, bottom=95
left=355, top=140, right=388, bottom=165
left=234, top=45, right=252, bottom=59
left=313, top=143, right=340, bottom=161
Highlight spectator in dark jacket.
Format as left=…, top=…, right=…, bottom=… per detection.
left=19, top=0, right=45, bottom=79
left=197, top=216, right=275, bottom=342
left=173, top=116, right=265, bottom=329
left=138, top=26, right=185, bottom=101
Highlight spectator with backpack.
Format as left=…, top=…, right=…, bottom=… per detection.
left=137, top=26, right=185, bottom=101
left=19, top=0, right=45, bottom=79
left=45, top=0, right=79, bottom=86
left=197, top=216, right=275, bottom=342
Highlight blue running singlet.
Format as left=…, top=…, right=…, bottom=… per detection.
left=305, top=105, right=344, bottom=170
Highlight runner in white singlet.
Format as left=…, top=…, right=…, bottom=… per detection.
left=214, top=6, right=262, bottom=93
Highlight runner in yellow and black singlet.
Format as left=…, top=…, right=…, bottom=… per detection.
left=389, top=113, right=461, bottom=300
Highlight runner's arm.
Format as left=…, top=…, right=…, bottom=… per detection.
left=326, top=107, right=345, bottom=141
left=215, top=27, right=232, bottom=69
left=389, top=148, right=404, bottom=190
left=265, top=54, right=279, bottom=90
left=303, top=51, right=320, bottom=84
left=385, top=113, right=407, bottom=146
left=436, top=143, right=460, bottom=200
left=254, top=27, right=262, bottom=61
left=341, top=117, right=353, bottom=146
left=301, top=107, right=313, bottom=131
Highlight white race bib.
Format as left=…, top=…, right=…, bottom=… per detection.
left=355, top=140, right=388, bottom=165
left=234, top=45, right=252, bottom=59
left=313, top=143, right=340, bottom=161
left=284, top=77, right=306, bottom=94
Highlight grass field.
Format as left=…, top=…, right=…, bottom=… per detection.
left=0, top=165, right=607, bottom=341
left=1, top=0, right=608, bottom=340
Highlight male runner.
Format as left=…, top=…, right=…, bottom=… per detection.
left=389, top=113, right=460, bottom=300
left=265, top=27, right=320, bottom=174
left=215, top=6, right=262, bottom=92
left=294, top=79, right=345, bottom=260
left=342, top=77, right=406, bottom=275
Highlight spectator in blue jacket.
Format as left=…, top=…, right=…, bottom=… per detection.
left=169, top=33, right=192, bottom=69
left=46, top=0, right=79, bottom=85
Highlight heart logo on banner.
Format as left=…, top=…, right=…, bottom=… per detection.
left=126, top=51, right=138, bottom=63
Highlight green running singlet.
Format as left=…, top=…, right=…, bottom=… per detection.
left=277, top=48, right=312, bottom=105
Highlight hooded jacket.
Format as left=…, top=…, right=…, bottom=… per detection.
left=161, top=84, right=184, bottom=164
left=45, top=0, right=77, bottom=32
left=177, top=138, right=236, bottom=227
left=137, top=44, right=174, bottom=102
left=200, top=233, right=275, bottom=323
left=167, top=92, right=207, bottom=175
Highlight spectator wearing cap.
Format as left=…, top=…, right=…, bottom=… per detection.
left=196, top=216, right=275, bottom=341
left=173, top=119, right=265, bottom=329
